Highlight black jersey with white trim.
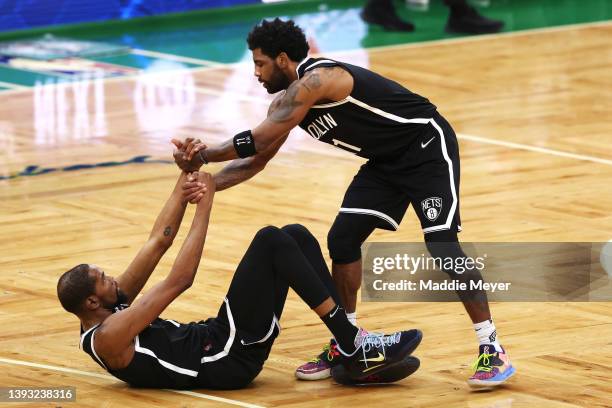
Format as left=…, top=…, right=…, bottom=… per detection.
left=296, top=57, right=437, bottom=160
left=80, top=303, right=217, bottom=389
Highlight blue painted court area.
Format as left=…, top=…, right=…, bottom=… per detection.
left=0, top=0, right=261, bottom=32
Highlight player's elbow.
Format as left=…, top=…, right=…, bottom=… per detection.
left=252, top=139, right=284, bottom=171
left=251, top=131, right=272, bottom=151
left=179, top=278, right=194, bottom=291
left=169, top=276, right=194, bottom=293
left=250, top=154, right=270, bottom=172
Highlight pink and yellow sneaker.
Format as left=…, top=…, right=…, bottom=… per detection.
left=468, top=344, right=515, bottom=389
left=295, top=339, right=342, bottom=380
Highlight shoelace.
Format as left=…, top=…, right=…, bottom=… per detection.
left=359, top=332, right=402, bottom=366
left=471, top=352, right=494, bottom=372
left=326, top=343, right=339, bottom=360
left=308, top=342, right=332, bottom=363
left=361, top=332, right=402, bottom=347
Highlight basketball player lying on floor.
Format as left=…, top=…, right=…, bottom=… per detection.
left=56, top=170, right=422, bottom=389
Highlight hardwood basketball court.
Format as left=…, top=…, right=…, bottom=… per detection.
left=0, top=20, right=611, bottom=408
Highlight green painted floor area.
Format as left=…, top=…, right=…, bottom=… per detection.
left=55, top=0, right=612, bottom=63
left=0, top=0, right=611, bottom=87
left=0, top=65, right=61, bottom=86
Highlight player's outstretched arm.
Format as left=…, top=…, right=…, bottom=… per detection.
left=96, top=172, right=215, bottom=357
left=174, top=71, right=325, bottom=171
left=114, top=171, right=193, bottom=304
left=212, top=133, right=288, bottom=191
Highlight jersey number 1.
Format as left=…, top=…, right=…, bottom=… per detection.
left=332, top=138, right=361, bottom=154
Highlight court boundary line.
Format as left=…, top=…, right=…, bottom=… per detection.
left=456, top=133, right=612, bottom=166
left=329, top=19, right=612, bottom=55
left=0, top=356, right=265, bottom=408
left=131, top=48, right=224, bottom=67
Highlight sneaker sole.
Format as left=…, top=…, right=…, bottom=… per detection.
left=467, top=365, right=516, bottom=389
left=295, top=330, right=422, bottom=382
left=295, top=367, right=331, bottom=381
left=340, top=329, right=423, bottom=380
left=332, top=356, right=420, bottom=386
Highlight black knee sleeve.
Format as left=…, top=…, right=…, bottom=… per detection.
left=425, top=229, right=465, bottom=263
left=281, top=223, right=310, bottom=240
left=425, top=229, right=483, bottom=283
left=254, top=225, right=289, bottom=252
left=281, top=224, right=320, bottom=253
left=255, top=225, right=282, bottom=240
left=424, top=230, right=488, bottom=303
left=425, top=229, right=473, bottom=275
left=327, top=213, right=378, bottom=264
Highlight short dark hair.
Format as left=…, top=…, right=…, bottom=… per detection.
left=57, top=264, right=95, bottom=314
left=247, top=18, right=309, bottom=62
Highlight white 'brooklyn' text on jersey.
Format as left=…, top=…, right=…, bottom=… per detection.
left=297, top=57, right=438, bottom=159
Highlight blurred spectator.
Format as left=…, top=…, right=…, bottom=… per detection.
left=361, top=0, right=504, bottom=34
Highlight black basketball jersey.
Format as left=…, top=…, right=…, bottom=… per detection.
left=80, top=303, right=219, bottom=389
left=296, top=57, right=438, bottom=160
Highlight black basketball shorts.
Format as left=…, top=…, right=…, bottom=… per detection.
left=338, top=111, right=461, bottom=235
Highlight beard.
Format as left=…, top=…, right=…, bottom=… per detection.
left=264, top=65, right=291, bottom=94
left=115, top=287, right=129, bottom=305
left=101, top=287, right=129, bottom=310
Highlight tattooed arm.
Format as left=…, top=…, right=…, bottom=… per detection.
left=211, top=92, right=290, bottom=191
left=115, top=172, right=191, bottom=303
left=212, top=134, right=288, bottom=191
left=200, top=68, right=340, bottom=164
left=96, top=173, right=215, bottom=364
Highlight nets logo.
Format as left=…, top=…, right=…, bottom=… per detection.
left=421, top=197, right=442, bottom=221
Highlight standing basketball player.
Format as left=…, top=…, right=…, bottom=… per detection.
left=57, top=170, right=422, bottom=389
left=174, top=18, right=514, bottom=388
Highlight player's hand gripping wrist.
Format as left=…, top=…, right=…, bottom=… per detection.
left=171, top=138, right=207, bottom=172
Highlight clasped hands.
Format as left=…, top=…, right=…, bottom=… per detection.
left=172, top=138, right=213, bottom=204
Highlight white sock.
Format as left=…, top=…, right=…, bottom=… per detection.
left=346, top=312, right=358, bottom=327
left=474, top=319, right=502, bottom=352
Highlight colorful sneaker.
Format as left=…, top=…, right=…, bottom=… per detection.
left=332, top=355, right=420, bottom=386
left=468, top=344, right=515, bottom=389
left=339, top=329, right=422, bottom=381
left=295, top=339, right=342, bottom=380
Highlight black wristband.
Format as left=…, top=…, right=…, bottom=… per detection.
left=233, top=130, right=257, bottom=158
